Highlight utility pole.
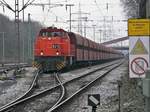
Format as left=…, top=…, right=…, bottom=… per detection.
left=68, top=25, right=93, bottom=39
left=83, top=17, right=88, bottom=37
left=98, top=29, right=102, bottom=43
left=15, top=0, right=20, bottom=63
left=22, top=0, right=25, bottom=62
left=92, top=25, right=96, bottom=42
left=142, top=1, right=150, bottom=112
left=0, top=32, right=5, bottom=64
left=28, top=13, right=31, bottom=61
left=22, top=33, right=25, bottom=62
left=66, top=4, right=74, bottom=32
left=67, top=17, right=92, bottom=37
left=84, top=20, right=86, bottom=37
left=92, top=106, right=97, bottom=112
left=72, top=3, right=90, bottom=35
left=146, top=0, right=150, bottom=18
left=2, top=32, right=5, bottom=64
left=22, top=0, right=24, bottom=22
left=78, top=3, right=82, bottom=35
left=1, top=0, right=63, bottom=63
left=81, top=17, right=93, bottom=37
left=103, top=16, right=106, bottom=41
left=106, top=3, right=111, bottom=12
left=0, top=0, right=37, bottom=63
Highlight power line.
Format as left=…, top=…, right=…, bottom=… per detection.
left=71, top=3, right=90, bottom=35
left=0, top=0, right=14, bottom=12
left=49, top=10, right=68, bottom=24
left=20, top=0, right=37, bottom=11
left=66, top=4, right=74, bottom=32
left=29, top=2, right=63, bottom=11
left=94, top=0, right=104, bottom=16
left=0, top=0, right=38, bottom=63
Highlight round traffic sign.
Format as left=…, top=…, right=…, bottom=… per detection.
left=131, top=57, right=148, bottom=75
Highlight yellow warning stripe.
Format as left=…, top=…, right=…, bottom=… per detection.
left=56, top=62, right=65, bottom=70
left=33, top=62, right=41, bottom=69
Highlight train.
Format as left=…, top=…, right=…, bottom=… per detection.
left=34, top=27, right=123, bottom=71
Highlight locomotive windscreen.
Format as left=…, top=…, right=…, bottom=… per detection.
left=39, top=30, right=66, bottom=37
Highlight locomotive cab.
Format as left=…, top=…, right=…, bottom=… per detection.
left=34, top=27, right=74, bottom=71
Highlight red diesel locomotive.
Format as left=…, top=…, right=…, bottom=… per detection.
left=34, top=27, right=123, bottom=71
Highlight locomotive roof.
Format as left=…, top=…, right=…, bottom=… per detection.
left=39, top=27, right=122, bottom=54
left=40, top=27, right=67, bottom=32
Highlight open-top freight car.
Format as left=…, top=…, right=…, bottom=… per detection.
left=34, top=27, right=123, bottom=71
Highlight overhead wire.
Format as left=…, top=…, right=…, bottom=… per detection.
left=94, top=0, right=104, bottom=16
left=40, top=0, right=68, bottom=26
left=51, top=0, right=71, bottom=4
left=49, top=9, right=68, bottom=24
left=20, top=0, right=37, bottom=11
left=0, top=0, right=14, bottom=12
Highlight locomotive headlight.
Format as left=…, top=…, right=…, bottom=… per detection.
left=56, top=51, right=59, bottom=55
left=40, top=51, right=44, bottom=55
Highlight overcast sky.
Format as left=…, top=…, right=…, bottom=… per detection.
left=0, top=0, right=128, bottom=45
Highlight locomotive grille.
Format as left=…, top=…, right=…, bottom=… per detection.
left=52, top=44, right=60, bottom=49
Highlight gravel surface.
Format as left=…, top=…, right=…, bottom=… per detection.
left=34, top=73, right=56, bottom=93
left=55, top=60, right=135, bottom=112
left=0, top=61, right=120, bottom=112
left=0, top=67, right=36, bottom=108
left=56, top=60, right=145, bottom=112
left=120, top=68, right=144, bottom=112
left=60, top=60, right=120, bottom=82
left=11, top=73, right=61, bottom=112
left=13, top=89, right=61, bottom=112
left=1, top=59, right=144, bottom=112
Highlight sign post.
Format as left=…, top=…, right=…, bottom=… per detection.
left=88, top=94, right=100, bottom=112
left=128, top=19, right=150, bottom=112
left=143, top=68, right=150, bottom=112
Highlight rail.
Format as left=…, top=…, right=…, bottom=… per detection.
left=0, top=69, right=40, bottom=111
left=0, top=60, right=123, bottom=112
left=48, top=72, right=65, bottom=111
left=48, top=61, right=123, bottom=112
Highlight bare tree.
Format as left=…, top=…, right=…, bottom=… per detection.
left=121, top=0, right=141, bottom=18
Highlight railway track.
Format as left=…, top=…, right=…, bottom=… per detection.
left=0, top=63, right=30, bottom=74
left=0, top=69, right=40, bottom=112
left=47, top=73, right=65, bottom=112
left=0, top=60, right=124, bottom=112
left=48, top=61, right=123, bottom=112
